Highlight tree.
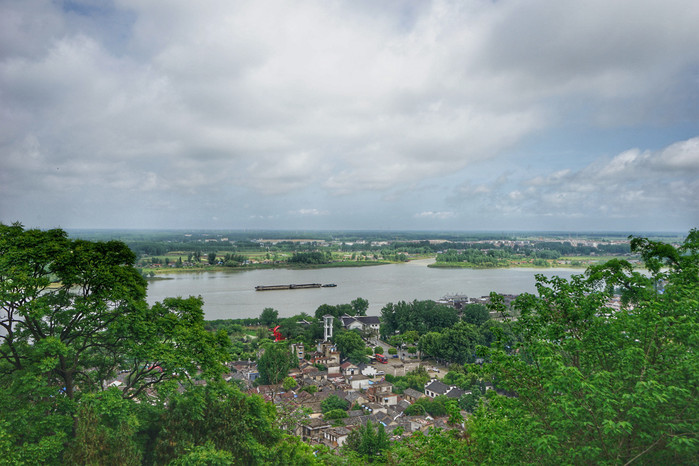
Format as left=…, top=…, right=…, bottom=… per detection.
left=345, top=420, right=389, bottom=459
left=257, top=342, right=295, bottom=385
left=63, top=389, right=142, bottom=465
left=380, top=300, right=458, bottom=337
left=351, top=297, right=369, bottom=316
left=116, top=296, right=231, bottom=399
left=152, top=382, right=315, bottom=465
left=461, top=303, right=490, bottom=326
left=282, top=376, right=297, bottom=392
left=417, top=322, right=481, bottom=364
left=321, top=394, right=349, bottom=414
left=260, top=307, right=279, bottom=327
left=0, top=224, right=231, bottom=462
left=207, top=251, right=217, bottom=265
left=348, top=348, right=370, bottom=365
left=468, top=231, right=699, bottom=464
left=0, top=224, right=147, bottom=400
left=334, top=330, right=365, bottom=358
left=324, top=409, right=348, bottom=420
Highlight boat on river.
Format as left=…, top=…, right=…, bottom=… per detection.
left=255, top=283, right=325, bottom=291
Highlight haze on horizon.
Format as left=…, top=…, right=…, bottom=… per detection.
left=1, top=0, right=698, bottom=232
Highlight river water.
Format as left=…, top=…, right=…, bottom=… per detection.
left=145, top=259, right=579, bottom=320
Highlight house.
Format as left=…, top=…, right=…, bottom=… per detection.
left=345, top=391, right=368, bottom=407
left=356, top=315, right=381, bottom=334
left=302, top=418, right=331, bottom=443
left=290, top=343, right=305, bottom=359
left=424, top=379, right=465, bottom=399
left=347, top=375, right=371, bottom=390
left=393, top=399, right=412, bottom=414
left=339, top=315, right=381, bottom=335
left=340, top=315, right=364, bottom=332
left=362, top=402, right=387, bottom=415
left=327, top=363, right=341, bottom=375
left=323, top=426, right=350, bottom=448
left=360, top=363, right=378, bottom=377
left=378, top=392, right=399, bottom=406
left=402, top=388, right=425, bottom=403
left=366, top=381, right=397, bottom=406
left=340, top=361, right=360, bottom=376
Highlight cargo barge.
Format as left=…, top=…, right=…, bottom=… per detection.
left=255, top=283, right=326, bottom=291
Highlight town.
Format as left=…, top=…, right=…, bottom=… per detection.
left=202, top=295, right=516, bottom=451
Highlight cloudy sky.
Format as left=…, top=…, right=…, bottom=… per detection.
left=2, top=0, right=698, bottom=232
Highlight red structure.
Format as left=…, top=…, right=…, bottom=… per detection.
left=271, top=325, right=285, bottom=342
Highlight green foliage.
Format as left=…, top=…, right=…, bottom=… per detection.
left=207, top=251, right=217, bottom=265
left=385, top=366, right=430, bottom=394
left=118, top=296, right=231, bottom=398
left=418, top=322, right=482, bottom=364
left=260, top=307, right=279, bottom=327
left=467, top=231, right=699, bottom=464
left=404, top=403, right=426, bottom=416
left=324, top=409, right=348, bottom=420
left=321, top=395, right=349, bottom=414
left=344, top=420, right=389, bottom=460
left=388, top=347, right=397, bottom=355
left=460, top=303, right=490, bottom=326
left=334, top=330, right=365, bottom=358
left=478, top=319, right=517, bottom=349
left=384, top=429, right=472, bottom=465
left=435, top=248, right=514, bottom=267
left=63, top=389, right=141, bottom=465
left=288, top=251, right=331, bottom=265
left=168, top=442, right=235, bottom=465
left=0, top=224, right=146, bottom=400
left=152, top=382, right=292, bottom=465
left=374, top=346, right=383, bottom=354
left=348, top=349, right=370, bottom=364
left=314, top=303, right=354, bottom=320
left=282, top=376, right=297, bottom=392
left=408, top=396, right=449, bottom=417
left=257, top=342, right=295, bottom=385
left=0, top=225, right=229, bottom=405
left=300, top=385, right=318, bottom=394
left=381, top=300, right=459, bottom=337
left=351, top=297, right=369, bottom=316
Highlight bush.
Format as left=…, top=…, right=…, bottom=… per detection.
left=321, top=395, right=349, bottom=414
left=324, top=409, right=348, bottom=420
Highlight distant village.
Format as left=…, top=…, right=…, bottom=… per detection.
left=101, top=278, right=632, bottom=452
left=221, top=298, right=505, bottom=451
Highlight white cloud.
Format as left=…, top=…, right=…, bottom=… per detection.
left=1, top=0, right=698, bottom=229
left=414, top=211, right=455, bottom=220
left=289, top=209, right=328, bottom=217
left=460, top=137, right=699, bottom=228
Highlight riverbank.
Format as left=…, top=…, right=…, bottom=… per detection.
left=428, top=255, right=636, bottom=269
left=141, top=259, right=394, bottom=276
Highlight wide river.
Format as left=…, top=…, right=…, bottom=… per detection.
left=146, top=259, right=580, bottom=320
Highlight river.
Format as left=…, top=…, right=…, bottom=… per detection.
left=145, top=259, right=580, bottom=320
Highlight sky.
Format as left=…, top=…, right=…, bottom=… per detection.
left=1, top=0, right=698, bottom=233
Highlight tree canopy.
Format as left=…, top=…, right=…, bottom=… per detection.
left=465, top=230, right=699, bottom=464
left=380, top=300, right=459, bottom=337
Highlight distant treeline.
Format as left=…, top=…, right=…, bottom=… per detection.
left=66, top=230, right=635, bottom=260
